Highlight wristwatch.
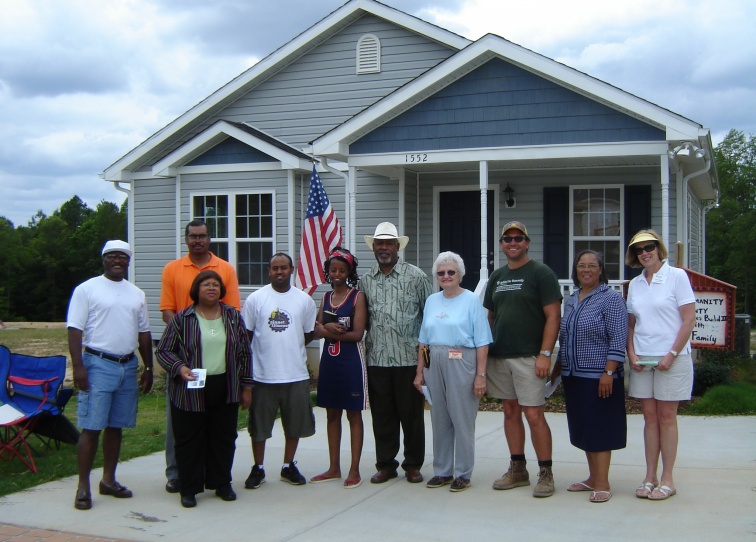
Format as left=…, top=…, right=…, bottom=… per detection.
left=669, top=350, right=679, bottom=357
left=604, top=369, right=615, bottom=376
left=539, top=350, right=552, bottom=357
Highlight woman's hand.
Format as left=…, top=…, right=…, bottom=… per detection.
left=413, top=372, right=425, bottom=393
left=473, top=374, right=486, bottom=398
left=179, top=366, right=196, bottom=382
left=629, top=355, right=643, bottom=372
left=323, top=322, right=346, bottom=335
left=598, top=373, right=613, bottom=398
left=657, top=352, right=676, bottom=371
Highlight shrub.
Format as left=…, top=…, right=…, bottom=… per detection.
left=693, top=358, right=733, bottom=396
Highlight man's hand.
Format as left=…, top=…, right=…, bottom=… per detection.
left=535, top=354, right=551, bottom=379
left=73, top=364, right=89, bottom=391
left=139, top=369, right=153, bottom=394
left=241, top=387, right=253, bottom=410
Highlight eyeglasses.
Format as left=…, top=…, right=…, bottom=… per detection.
left=633, top=243, right=657, bottom=255
left=436, top=270, right=457, bottom=277
left=500, top=235, right=525, bottom=243
left=103, top=253, right=130, bottom=262
left=187, top=234, right=209, bottom=241
left=576, top=264, right=599, bottom=270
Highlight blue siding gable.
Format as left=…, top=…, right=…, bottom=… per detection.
left=351, top=58, right=665, bottom=153
left=187, top=137, right=277, bottom=166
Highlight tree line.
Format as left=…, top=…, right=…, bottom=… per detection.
left=0, top=129, right=754, bottom=322
left=0, top=196, right=127, bottom=321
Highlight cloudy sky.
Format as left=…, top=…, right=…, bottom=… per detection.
left=1, top=0, right=754, bottom=227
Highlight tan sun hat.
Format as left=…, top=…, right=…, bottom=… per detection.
left=627, top=231, right=658, bottom=247
left=364, top=222, right=409, bottom=251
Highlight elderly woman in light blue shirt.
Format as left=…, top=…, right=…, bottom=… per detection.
left=414, top=252, right=492, bottom=493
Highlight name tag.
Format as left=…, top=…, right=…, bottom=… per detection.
left=448, top=350, right=463, bottom=359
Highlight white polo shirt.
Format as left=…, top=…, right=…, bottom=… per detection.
left=627, top=261, right=695, bottom=356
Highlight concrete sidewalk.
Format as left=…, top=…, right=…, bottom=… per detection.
left=0, top=410, right=754, bottom=541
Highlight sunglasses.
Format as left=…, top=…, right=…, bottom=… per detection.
left=436, top=270, right=457, bottom=277
left=500, top=235, right=525, bottom=243
left=633, top=243, right=657, bottom=255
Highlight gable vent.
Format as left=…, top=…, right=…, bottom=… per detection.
left=357, top=34, right=381, bottom=74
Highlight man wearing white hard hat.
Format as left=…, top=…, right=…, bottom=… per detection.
left=359, top=222, right=432, bottom=484
left=67, top=240, right=154, bottom=510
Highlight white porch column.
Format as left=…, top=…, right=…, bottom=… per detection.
left=660, top=153, right=670, bottom=249
left=348, top=166, right=357, bottom=254
left=479, top=160, right=489, bottom=281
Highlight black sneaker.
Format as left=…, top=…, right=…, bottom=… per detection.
left=280, top=461, right=307, bottom=485
left=244, top=465, right=266, bottom=489
left=426, top=475, right=453, bottom=488
left=450, top=478, right=471, bottom=492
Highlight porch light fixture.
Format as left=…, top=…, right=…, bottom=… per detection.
left=668, top=142, right=706, bottom=160
left=504, top=183, right=516, bottom=208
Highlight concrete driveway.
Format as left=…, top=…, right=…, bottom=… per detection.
left=0, top=409, right=754, bottom=541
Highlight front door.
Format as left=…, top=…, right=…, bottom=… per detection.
left=439, top=190, right=495, bottom=291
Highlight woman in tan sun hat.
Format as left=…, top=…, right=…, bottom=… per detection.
left=625, top=229, right=695, bottom=501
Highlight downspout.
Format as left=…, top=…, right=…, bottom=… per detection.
left=680, top=153, right=712, bottom=268
left=701, top=196, right=719, bottom=275
left=112, top=181, right=135, bottom=280
left=288, top=170, right=295, bottom=258
left=319, top=157, right=353, bottom=253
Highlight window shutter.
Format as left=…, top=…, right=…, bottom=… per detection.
left=543, top=187, right=569, bottom=278
left=357, top=34, right=380, bottom=74
left=624, top=185, right=652, bottom=280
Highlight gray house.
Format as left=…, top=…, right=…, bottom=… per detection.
left=101, top=0, right=718, bottom=336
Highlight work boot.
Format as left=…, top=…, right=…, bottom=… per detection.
left=533, top=466, right=555, bottom=498
left=492, top=460, right=530, bottom=490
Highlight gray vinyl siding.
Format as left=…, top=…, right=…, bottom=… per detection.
left=351, top=58, right=665, bottom=153
left=199, top=15, right=456, bottom=149
left=353, top=170, right=401, bottom=271
left=131, top=177, right=177, bottom=337
left=188, top=139, right=277, bottom=166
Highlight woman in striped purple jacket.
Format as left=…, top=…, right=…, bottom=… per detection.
left=156, top=270, right=253, bottom=508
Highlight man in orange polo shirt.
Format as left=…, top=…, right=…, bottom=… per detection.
left=159, top=219, right=241, bottom=493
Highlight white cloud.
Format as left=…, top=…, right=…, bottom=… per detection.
left=0, top=0, right=753, bottom=226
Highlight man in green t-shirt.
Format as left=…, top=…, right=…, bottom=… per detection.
left=483, top=221, right=562, bottom=498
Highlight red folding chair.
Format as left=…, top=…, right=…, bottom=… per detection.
left=0, top=345, right=67, bottom=473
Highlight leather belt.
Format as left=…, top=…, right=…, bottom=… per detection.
left=84, top=347, right=135, bottom=364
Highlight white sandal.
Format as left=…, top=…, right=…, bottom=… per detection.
left=635, top=482, right=655, bottom=498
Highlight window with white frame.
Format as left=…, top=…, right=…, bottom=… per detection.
left=571, top=186, right=623, bottom=280
left=192, top=192, right=274, bottom=287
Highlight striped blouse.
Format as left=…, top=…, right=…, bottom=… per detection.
left=156, top=303, right=253, bottom=412
left=557, top=284, right=628, bottom=379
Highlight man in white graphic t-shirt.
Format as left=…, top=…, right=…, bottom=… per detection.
left=241, top=253, right=317, bottom=490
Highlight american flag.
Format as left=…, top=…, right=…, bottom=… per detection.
left=296, top=165, right=342, bottom=295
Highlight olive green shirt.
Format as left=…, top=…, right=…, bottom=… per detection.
left=359, top=260, right=432, bottom=368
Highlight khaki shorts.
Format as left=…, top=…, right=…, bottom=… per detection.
left=248, top=380, right=316, bottom=441
left=486, top=356, right=546, bottom=407
left=628, top=354, right=693, bottom=401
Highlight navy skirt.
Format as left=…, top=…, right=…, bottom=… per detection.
left=563, top=374, right=627, bottom=452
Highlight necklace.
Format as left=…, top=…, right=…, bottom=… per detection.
left=197, top=305, right=221, bottom=335
left=329, top=288, right=351, bottom=310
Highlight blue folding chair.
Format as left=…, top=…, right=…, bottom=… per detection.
left=0, top=345, right=68, bottom=473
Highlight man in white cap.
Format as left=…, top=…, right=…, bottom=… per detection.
left=67, top=240, right=154, bottom=510
left=359, top=222, right=432, bottom=484
left=483, top=221, right=562, bottom=498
